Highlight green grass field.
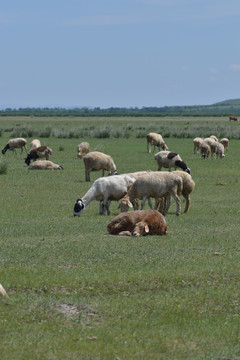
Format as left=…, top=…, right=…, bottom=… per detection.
left=0, top=116, right=240, bottom=359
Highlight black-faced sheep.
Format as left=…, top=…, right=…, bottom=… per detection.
left=25, top=146, right=53, bottom=166
left=28, top=160, right=63, bottom=170
left=83, top=151, right=117, bottom=182
left=2, top=138, right=27, bottom=155
left=107, top=209, right=167, bottom=236
left=154, top=151, right=191, bottom=174
left=146, top=132, right=168, bottom=153
left=77, top=142, right=90, bottom=159
left=73, top=174, right=136, bottom=216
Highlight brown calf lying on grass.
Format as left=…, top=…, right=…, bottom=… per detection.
left=107, top=209, right=167, bottom=236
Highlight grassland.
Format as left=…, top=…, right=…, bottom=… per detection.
left=0, top=116, right=240, bottom=360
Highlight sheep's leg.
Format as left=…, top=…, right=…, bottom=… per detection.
left=103, top=200, right=111, bottom=215
left=140, top=197, right=147, bottom=210
left=183, top=195, right=190, bottom=213
left=162, top=194, right=171, bottom=215
left=170, top=190, right=181, bottom=216
left=85, top=169, right=91, bottom=182
left=147, top=142, right=150, bottom=153
left=99, top=201, right=104, bottom=214
left=102, top=169, right=105, bottom=177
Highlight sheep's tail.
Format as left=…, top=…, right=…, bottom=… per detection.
left=0, top=284, right=9, bottom=298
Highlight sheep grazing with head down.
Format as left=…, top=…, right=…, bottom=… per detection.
left=2, top=138, right=27, bottom=155
left=220, top=138, right=229, bottom=152
left=200, top=141, right=211, bottom=159
left=29, top=139, right=41, bottom=151
left=107, top=209, right=167, bottom=236
left=154, top=151, right=191, bottom=174
left=210, top=142, right=225, bottom=158
left=25, top=146, right=53, bottom=166
left=77, top=142, right=90, bottom=159
left=118, top=172, right=183, bottom=216
left=193, top=137, right=203, bottom=154
left=83, top=151, right=117, bottom=182
left=28, top=160, right=63, bottom=170
left=73, top=174, right=136, bottom=216
left=146, top=132, right=168, bottom=153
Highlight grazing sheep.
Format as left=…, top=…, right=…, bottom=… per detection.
left=200, top=141, right=211, bottom=159
left=77, top=142, right=90, bottom=159
left=107, top=209, right=167, bottom=236
left=210, top=135, right=219, bottom=142
left=0, top=283, right=8, bottom=298
left=172, top=171, right=195, bottom=213
left=154, top=151, right=191, bottom=174
left=118, top=172, right=183, bottom=216
left=29, top=139, right=41, bottom=151
left=220, top=138, right=229, bottom=151
left=2, top=138, right=27, bottom=155
left=73, top=174, right=136, bottom=216
left=193, top=137, right=203, bottom=154
left=83, top=151, right=117, bottom=182
left=146, top=132, right=168, bottom=153
left=25, top=146, right=53, bottom=166
left=210, top=142, right=225, bottom=158
left=28, top=160, right=63, bottom=170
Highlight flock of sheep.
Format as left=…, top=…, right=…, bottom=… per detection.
left=1, top=131, right=228, bottom=238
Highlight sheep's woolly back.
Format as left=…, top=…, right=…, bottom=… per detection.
left=30, top=139, right=41, bottom=151
left=173, top=171, right=195, bottom=196
left=83, top=151, right=116, bottom=172
left=8, top=138, right=27, bottom=148
left=28, top=160, right=63, bottom=170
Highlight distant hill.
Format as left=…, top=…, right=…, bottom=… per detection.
left=1, top=99, right=240, bottom=116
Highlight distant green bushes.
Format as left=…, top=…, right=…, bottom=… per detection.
left=3, top=123, right=240, bottom=140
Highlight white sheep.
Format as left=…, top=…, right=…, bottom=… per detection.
left=210, top=142, right=225, bottom=158
left=210, top=135, right=219, bottom=142
left=30, top=139, right=41, bottom=151
left=77, top=142, right=90, bottom=159
left=73, top=174, right=136, bottom=216
left=193, top=137, right=203, bottom=154
left=28, top=160, right=63, bottom=170
left=25, top=146, right=53, bottom=166
left=0, top=283, right=8, bottom=298
left=172, top=171, right=195, bottom=213
left=146, top=132, right=168, bottom=153
left=2, top=138, right=27, bottom=155
left=200, top=141, right=211, bottom=159
left=83, top=151, right=117, bottom=182
left=220, top=138, right=229, bottom=151
left=118, top=172, right=183, bottom=216
left=154, top=151, right=191, bottom=173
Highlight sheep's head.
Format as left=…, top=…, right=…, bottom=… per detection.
left=58, top=165, right=64, bottom=170
left=73, top=199, right=85, bottom=216
left=132, top=222, right=149, bottom=236
left=118, top=199, right=132, bottom=212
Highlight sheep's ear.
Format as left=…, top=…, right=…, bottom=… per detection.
left=144, top=225, right=149, bottom=233
left=127, top=200, right=133, bottom=208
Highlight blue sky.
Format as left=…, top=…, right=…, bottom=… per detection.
left=1, top=0, right=240, bottom=108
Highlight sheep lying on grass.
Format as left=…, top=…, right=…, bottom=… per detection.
left=2, top=138, right=27, bottom=155
left=118, top=172, right=183, bottom=216
left=154, top=151, right=191, bottom=173
left=73, top=174, right=136, bottom=216
left=107, top=209, right=167, bottom=236
left=29, top=139, right=41, bottom=151
left=28, top=160, right=63, bottom=170
left=146, top=132, right=168, bottom=153
left=25, top=146, right=53, bottom=166
left=77, top=142, right=90, bottom=159
left=83, top=151, right=117, bottom=182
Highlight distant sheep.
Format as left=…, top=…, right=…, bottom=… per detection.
left=154, top=151, right=191, bottom=173
left=118, top=172, right=183, bottom=216
left=200, top=141, right=211, bottom=159
left=210, top=142, right=225, bottom=158
left=2, top=138, right=27, bottom=155
left=28, top=160, right=63, bottom=170
left=83, top=151, right=117, bottom=182
left=30, top=139, right=41, bottom=151
left=77, top=142, right=90, bottom=159
left=193, top=137, right=203, bottom=154
left=107, top=209, right=167, bottom=236
left=25, top=146, right=53, bottom=166
left=146, top=132, right=168, bottom=153
left=220, top=138, right=229, bottom=151
left=210, top=135, right=219, bottom=142
left=73, top=174, right=136, bottom=216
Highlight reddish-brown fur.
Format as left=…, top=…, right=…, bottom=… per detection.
left=229, top=116, right=238, bottom=121
left=107, top=209, right=167, bottom=236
